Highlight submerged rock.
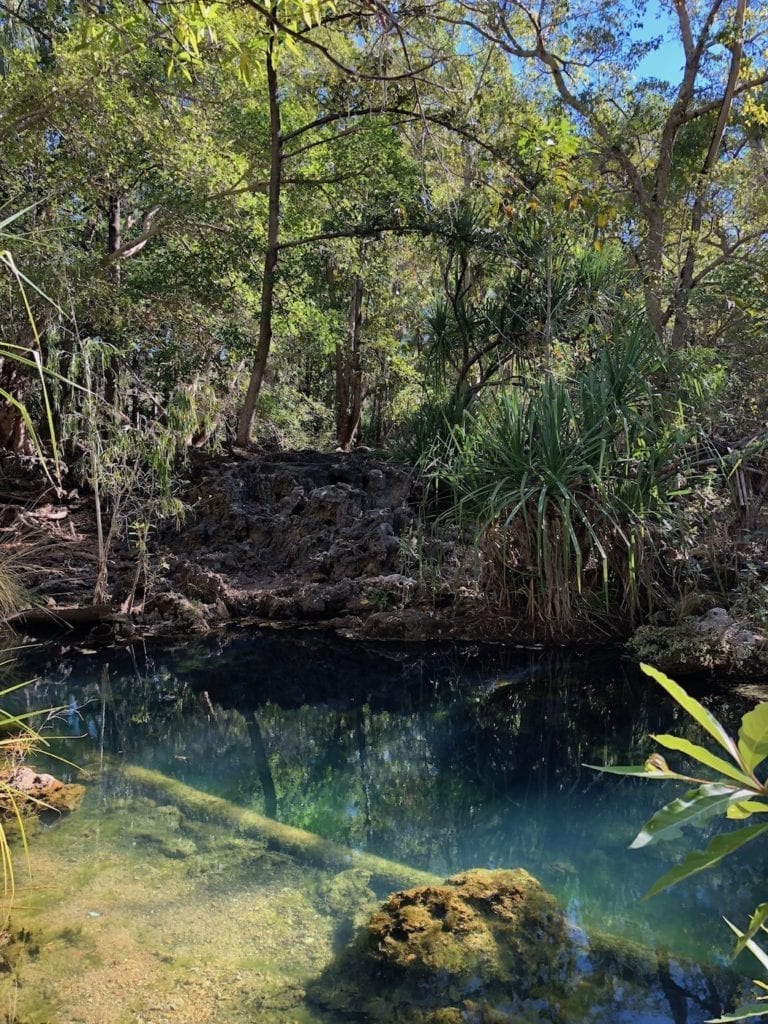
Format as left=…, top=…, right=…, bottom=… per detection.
left=308, top=868, right=746, bottom=1023
left=319, top=867, right=377, bottom=923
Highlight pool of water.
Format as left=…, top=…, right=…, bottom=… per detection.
left=1, top=631, right=764, bottom=1022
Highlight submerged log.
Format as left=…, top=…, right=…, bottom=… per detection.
left=122, top=763, right=440, bottom=891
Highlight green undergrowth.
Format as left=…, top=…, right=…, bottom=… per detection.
left=413, top=319, right=768, bottom=640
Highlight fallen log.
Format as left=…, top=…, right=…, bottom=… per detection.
left=122, top=762, right=441, bottom=891
left=7, top=604, right=128, bottom=629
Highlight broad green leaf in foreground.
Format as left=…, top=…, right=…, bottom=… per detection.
left=645, top=824, right=768, bottom=898
left=707, top=1003, right=768, bottom=1022
left=651, top=734, right=756, bottom=788
left=583, top=762, right=688, bottom=781
left=727, top=801, right=768, bottom=820
left=641, top=664, right=740, bottom=762
left=630, top=784, right=754, bottom=849
left=738, top=704, right=768, bottom=774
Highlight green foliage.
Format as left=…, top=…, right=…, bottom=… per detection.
left=425, top=318, right=677, bottom=633
left=593, top=664, right=768, bottom=1021
left=0, top=554, right=28, bottom=622
left=253, top=379, right=334, bottom=451
left=0, top=0, right=767, bottom=633
left=391, top=389, right=470, bottom=469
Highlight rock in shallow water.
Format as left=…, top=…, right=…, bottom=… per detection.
left=307, top=868, right=746, bottom=1023
left=1, top=764, right=85, bottom=815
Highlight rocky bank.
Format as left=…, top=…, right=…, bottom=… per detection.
left=7, top=448, right=512, bottom=643
left=4, top=447, right=767, bottom=670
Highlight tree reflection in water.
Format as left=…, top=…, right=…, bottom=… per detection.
left=11, top=629, right=759, bottom=963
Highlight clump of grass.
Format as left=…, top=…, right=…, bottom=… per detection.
left=0, top=677, right=52, bottom=917
left=390, top=389, right=470, bottom=469
left=0, top=555, right=29, bottom=624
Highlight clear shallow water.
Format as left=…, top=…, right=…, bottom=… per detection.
left=3, top=631, right=765, bottom=1022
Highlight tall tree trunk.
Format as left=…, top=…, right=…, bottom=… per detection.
left=642, top=206, right=667, bottom=340
left=104, top=194, right=121, bottom=406
left=669, top=0, right=747, bottom=350
left=335, top=276, right=364, bottom=452
left=236, top=36, right=282, bottom=447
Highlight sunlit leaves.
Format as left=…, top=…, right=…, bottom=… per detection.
left=650, top=734, right=755, bottom=788
left=640, top=664, right=741, bottom=762
left=739, top=704, right=768, bottom=774
left=706, top=919, right=768, bottom=1022
left=728, top=801, right=768, bottom=820
left=734, top=904, right=768, bottom=959
left=707, top=1002, right=768, bottom=1022
left=630, top=784, right=755, bottom=849
left=585, top=762, right=689, bottom=780
left=604, top=666, right=768, bottom=1020
left=74, top=0, right=336, bottom=85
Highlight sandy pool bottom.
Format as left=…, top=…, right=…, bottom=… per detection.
left=0, top=791, right=362, bottom=1024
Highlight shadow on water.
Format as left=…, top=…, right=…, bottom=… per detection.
left=6, top=630, right=765, bottom=1021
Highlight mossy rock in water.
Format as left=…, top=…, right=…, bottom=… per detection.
left=367, top=868, right=568, bottom=990
left=0, top=766, right=85, bottom=817
left=628, top=615, right=768, bottom=678
left=308, top=868, right=572, bottom=1021
left=307, top=868, right=747, bottom=1024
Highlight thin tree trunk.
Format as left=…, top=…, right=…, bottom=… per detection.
left=236, top=36, right=282, bottom=447
left=669, top=0, right=747, bottom=349
left=104, top=194, right=121, bottom=405
left=336, top=276, right=364, bottom=451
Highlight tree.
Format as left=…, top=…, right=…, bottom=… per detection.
left=232, top=1, right=457, bottom=445
left=450, top=0, right=768, bottom=347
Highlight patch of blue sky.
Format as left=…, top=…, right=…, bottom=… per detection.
left=633, top=2, right=684, bottom=84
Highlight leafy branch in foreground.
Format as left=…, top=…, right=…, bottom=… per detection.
left=588, top=663, right=768, bottom=1021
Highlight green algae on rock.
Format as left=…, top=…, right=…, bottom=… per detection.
left=368, top=869, right=568, bottom=989
left=308, top=868, right=747, bottom=1023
